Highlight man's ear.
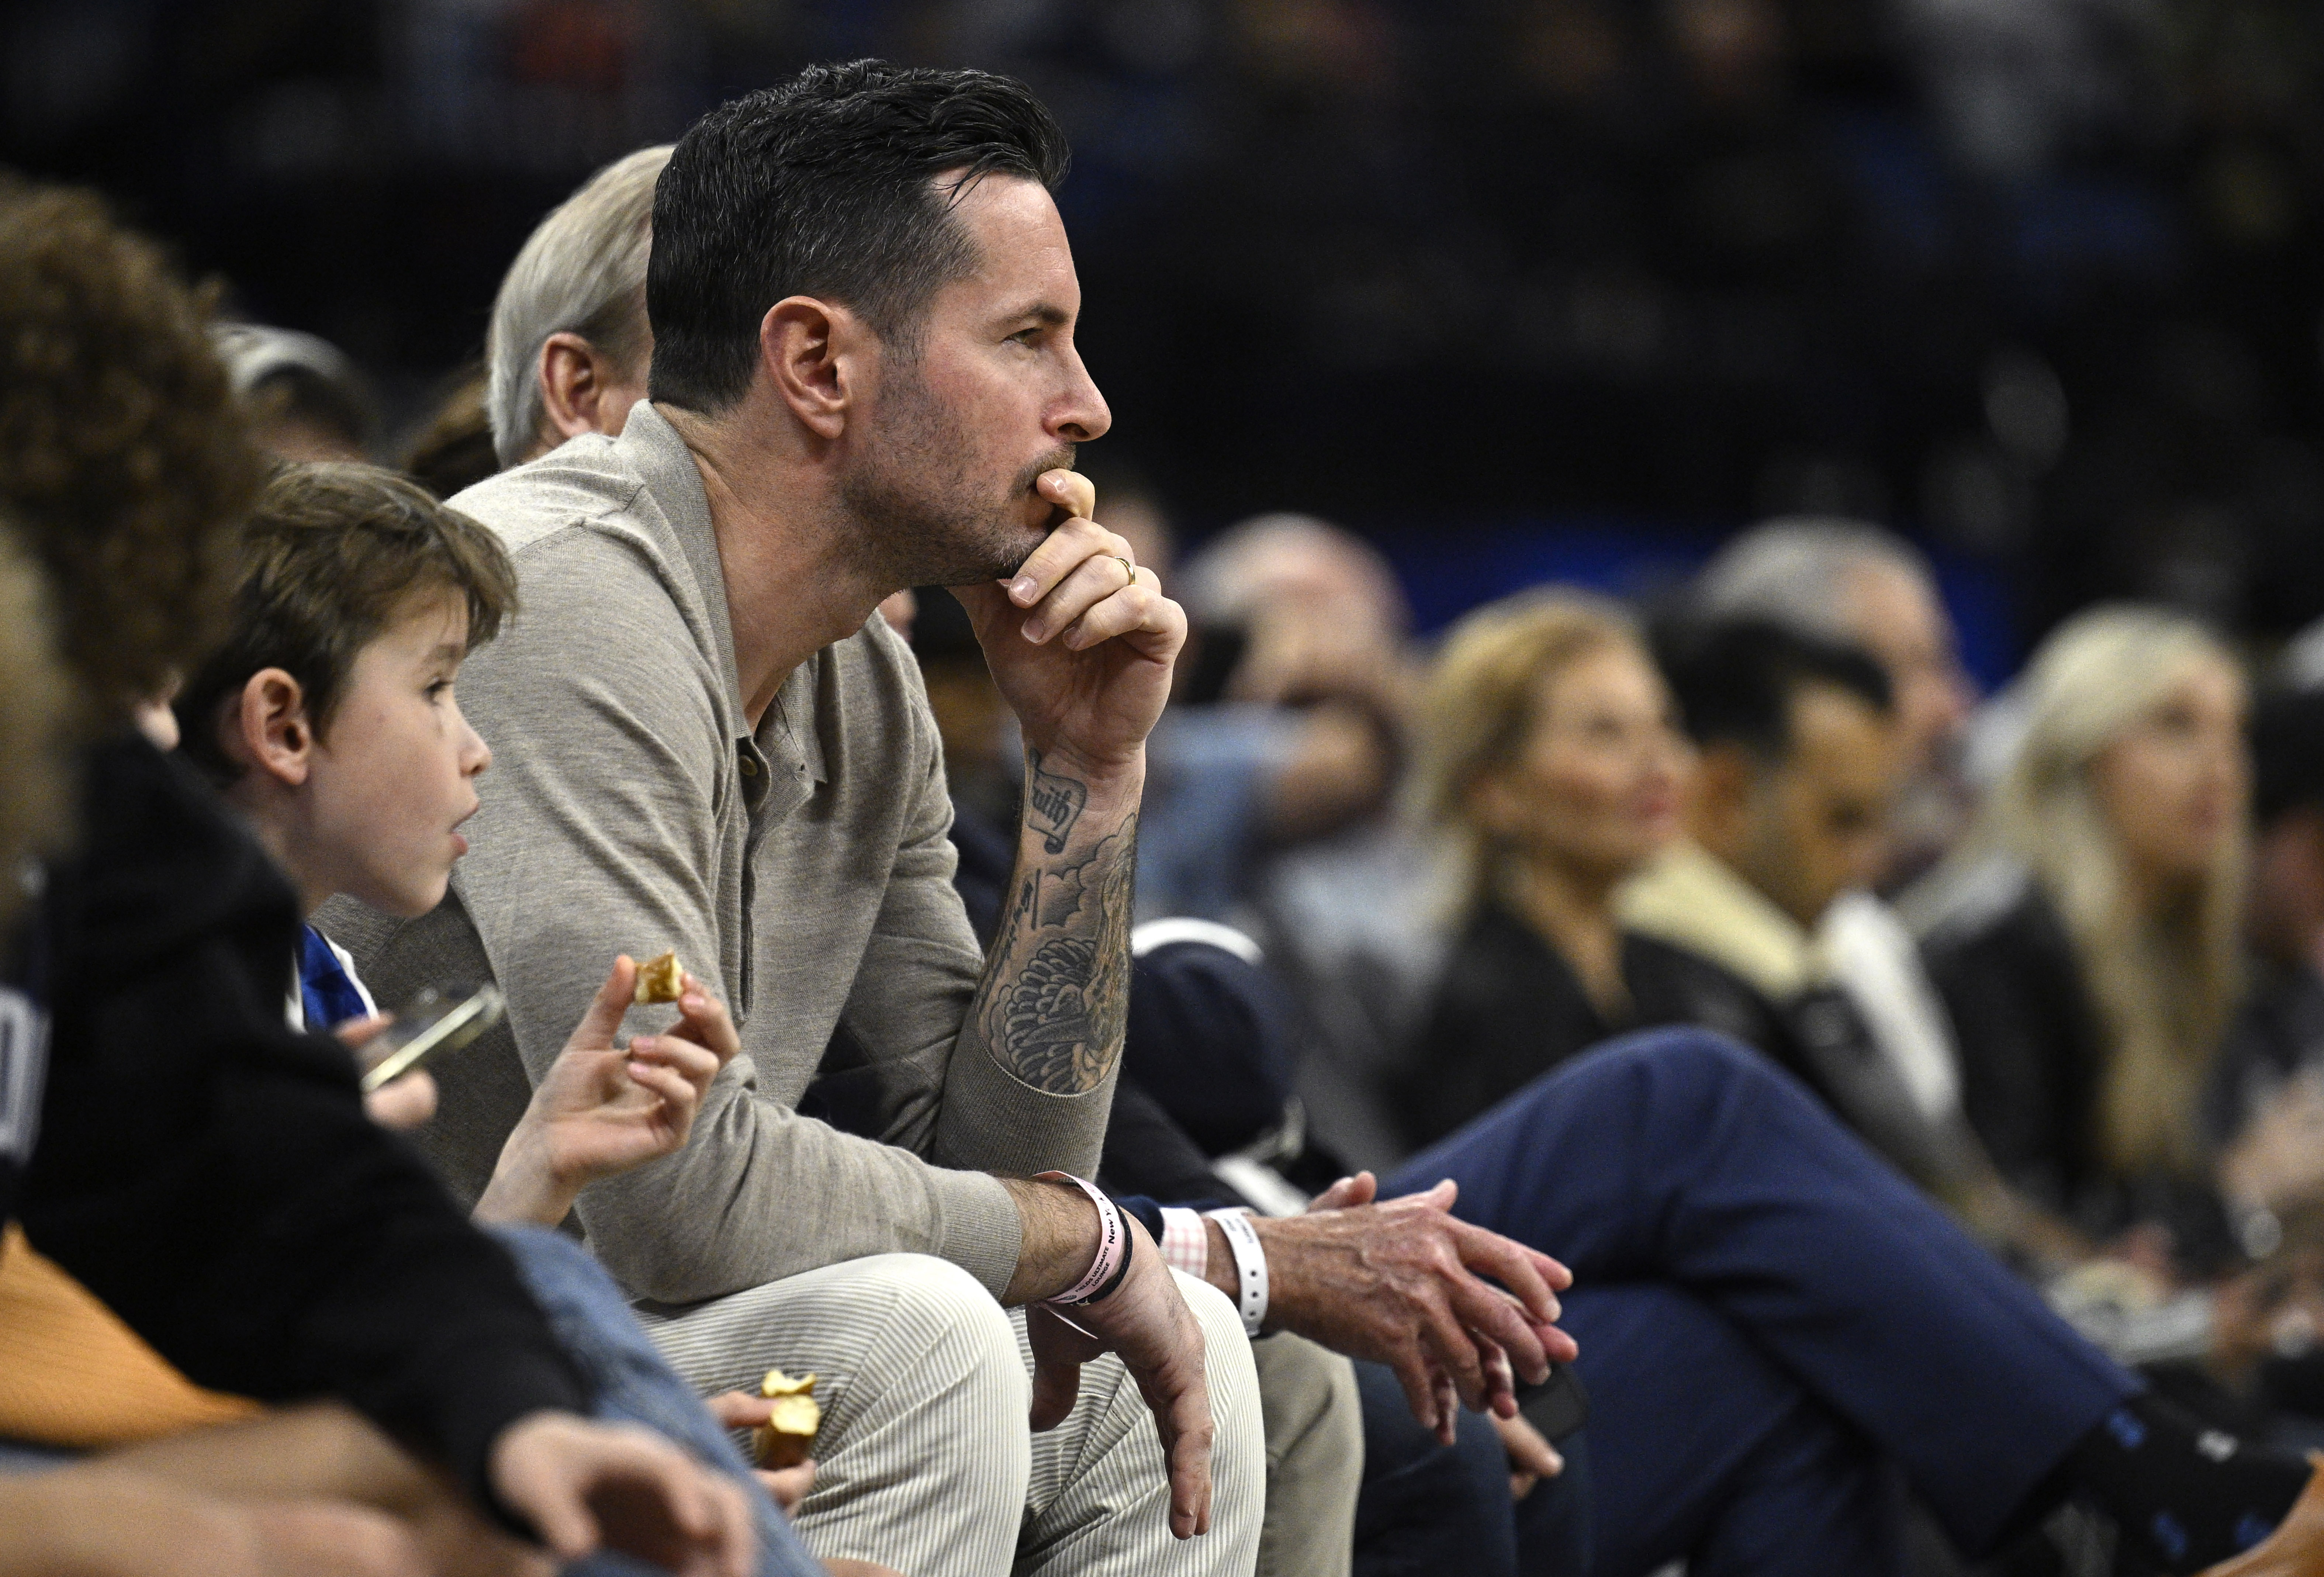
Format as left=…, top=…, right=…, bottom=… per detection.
left=232, top=668, right=317, bottom=787
left=759, top=296, right=860, bottom=440
left=537, top=332, right=621, bottom=447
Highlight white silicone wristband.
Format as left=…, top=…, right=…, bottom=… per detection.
left=1204, top=1208, right=1269, bottom=1336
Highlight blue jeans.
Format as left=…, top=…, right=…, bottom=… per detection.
left=490, top=1225, right=824, bottom=1577
left=1388, top=1030, right=2140, bottom=1577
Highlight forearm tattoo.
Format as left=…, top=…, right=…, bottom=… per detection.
left=1024, top=751, right=1088, bottom=854
left=973, top=753, right=1136, bottom=1096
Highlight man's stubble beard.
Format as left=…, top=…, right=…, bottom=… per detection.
left=838, top=361, right=1076, bottom=590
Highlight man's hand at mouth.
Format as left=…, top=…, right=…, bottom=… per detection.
left=952, top=468, right=1185, bottom=786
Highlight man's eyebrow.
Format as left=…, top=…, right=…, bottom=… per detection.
left=427, top=641, right=466, bottom=664
left=1004, top=302, right=1072, bottom=329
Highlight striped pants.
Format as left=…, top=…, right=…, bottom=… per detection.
left=639, top=1253, right=1265, bottom=1577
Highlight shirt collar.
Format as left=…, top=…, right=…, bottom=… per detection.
left=615, top=402, right=753, bottom=745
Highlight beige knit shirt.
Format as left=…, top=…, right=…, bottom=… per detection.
left=325, top=404, right=1115, bottom=1305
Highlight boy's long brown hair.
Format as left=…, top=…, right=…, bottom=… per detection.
left=174, top=463, right=518, bottom=784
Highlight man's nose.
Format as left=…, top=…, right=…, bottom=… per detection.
left=1052, top=351, right=1111, bottom=444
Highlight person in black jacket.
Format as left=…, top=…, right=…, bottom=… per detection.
left=0, top=173, right=761, bottom=1576
left=1393, top=589, right=1757, bottom=1151
left=2213, top=684, right=2324, bottom=1214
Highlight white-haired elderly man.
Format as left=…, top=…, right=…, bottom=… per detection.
left=484, top=143, right=670, bottom=469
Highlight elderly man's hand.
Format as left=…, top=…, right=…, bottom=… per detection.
left=1226, top=1172, right=1577, bottom=1444
left=952, top=470, right=1185, bottom=783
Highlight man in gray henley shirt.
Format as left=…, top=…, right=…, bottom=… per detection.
left=331, top=62, right=1261, bottom=1577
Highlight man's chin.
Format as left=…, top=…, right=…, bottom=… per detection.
left=958, top=516, right=1054, bottom=585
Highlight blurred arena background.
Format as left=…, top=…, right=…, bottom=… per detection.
left=8, top=0, right=2322, bottom=687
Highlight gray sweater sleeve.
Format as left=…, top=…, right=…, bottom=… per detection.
left=432, top=529, right=1021, bottom=1304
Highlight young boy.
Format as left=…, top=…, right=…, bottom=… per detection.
left=162, top=460, right=876, bottom=1572
left=172, top=461, right=737, bottom=1228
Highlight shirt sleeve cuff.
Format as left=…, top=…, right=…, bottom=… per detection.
left=926, top=1167, right=1024, bottom=1300
left=1156, top=1207, right=1209, bottom=1280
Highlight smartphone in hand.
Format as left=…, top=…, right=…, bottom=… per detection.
left=358, top=984, right=505, bottom=1093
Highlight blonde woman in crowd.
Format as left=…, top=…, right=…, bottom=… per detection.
left=1389, top=589, right=1761, bottom=1148
left=1910, top=606, right=2250, bottom=1261
left=1369, top=587, right=2324, bottom=1577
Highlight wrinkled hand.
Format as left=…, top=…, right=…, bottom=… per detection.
left=476, top=958, right=738, bottom=1227
left=1027, top=1220, right=1214, bottom=1540
left=703, top=1392, right=815, bottom=1514
left=952, top=470, right=1186, bottom=779
left=338, top=1015, right=439, bottom=1132
left=1265, top=1172, right=1577, bottom=1443
left=488, top=1412, right=753, bottom=1577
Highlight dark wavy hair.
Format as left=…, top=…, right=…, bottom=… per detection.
left=649, top=60, right=1070, bottom=412
left=0, top=174, right=266, bottom=722
left=0, top=517, right=72, bottom=903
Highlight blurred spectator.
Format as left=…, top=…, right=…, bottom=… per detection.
left=485, top=143, right=668, bottom=467
left=1137, top=513, right=1415, bottom=921
left=1693, top=515, right=1977, bottom=882
left=210, top=322, right=375, bottom=463
left=397, top=363, right=499, bottom=499
left=1619, top=616, right=1990, bottom=1192
left=1909, top=606, right=2249, bottom=1259
left=1391, top=590, right=1720, bottom=1149
left=2209, top=683, right=2324, bottom=1222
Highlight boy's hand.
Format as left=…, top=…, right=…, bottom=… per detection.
left=337, top=1014, right=438, bottom=1132
left=703, top=1392, right=816, bottom=1512
left=488, top=1412, right=753, bottom=1577
left=473, top=958, right=739, bottom=1228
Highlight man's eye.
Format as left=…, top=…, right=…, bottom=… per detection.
left=426, top=679, right=453, bottom=700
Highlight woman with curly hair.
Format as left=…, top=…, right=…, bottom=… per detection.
left=0, top=176, right=262, bottom=723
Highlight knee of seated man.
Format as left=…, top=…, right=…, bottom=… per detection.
left=835, top=1253, right=1027, bottom=1417
left=1580, top=1024, right=1777, bottom=1106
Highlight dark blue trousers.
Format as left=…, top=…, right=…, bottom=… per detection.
left=1387, top=1030, right=2138, bottom=1577
left=1351, top=1357, right=1597, bottom=1577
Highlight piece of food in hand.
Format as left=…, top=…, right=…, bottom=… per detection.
left=633, top=951, right=685, bottom=1005
left=752, top=1369, right=820, bottom=1470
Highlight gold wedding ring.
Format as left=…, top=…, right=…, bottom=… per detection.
left=1115, top=556, right=1137, bottom=580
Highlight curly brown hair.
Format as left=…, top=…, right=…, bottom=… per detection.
left=0, top=174, right=266, bottom=721
left=0, top=517, right=72, bottom=910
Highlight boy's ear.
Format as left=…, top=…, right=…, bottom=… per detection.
left=232, top=668, right=316, bottom=787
